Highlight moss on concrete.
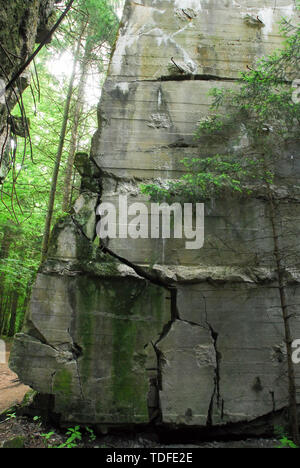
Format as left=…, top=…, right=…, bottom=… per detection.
left=109, top=282, right=165, bottom=421
left=53, top=369, right=72, bottom=397
left=76, top=278, right=97, bottom=386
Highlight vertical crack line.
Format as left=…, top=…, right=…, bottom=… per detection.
left=207, top=384, right=216, bottom=427
left=170, top=287, right=179, bottom=320
left=66, top=325, right=85, bottom=401
left=151, top=340, right=164, bottom=424
left=197, top=291, right=223, bottom=424
left=270, top=390, right=276, bottom=413
left=147, top=286, right=178, bottom=425
left=93, top=171, right=102, bottom=242
left=75, top=359, right=85, bottom=401
left=149, top=287, right=178, bottom=425
left=206, top=322, right=221, bottom=426
left=50, top=370, right=57, bottom=394
left=71, top=215, right=91, bottom=241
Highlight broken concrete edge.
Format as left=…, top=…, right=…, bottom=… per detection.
left=39, top=198, right=300, bottom=287
left=41, top=250, right=300, bottom=289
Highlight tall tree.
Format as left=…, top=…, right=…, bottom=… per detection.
left=62, top=35, right=91, bottom=212
left=41, top=23, right=87, bottom=260
left=42, top=0, right=119, bottom=256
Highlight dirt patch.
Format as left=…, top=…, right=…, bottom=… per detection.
left=0, top=350, right=30, bottom=413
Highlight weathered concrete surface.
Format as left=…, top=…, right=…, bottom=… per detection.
left=0, top=0, right=58, bottom=183
left=163, top=283, right=300, bottom=425
left=95, top=0, right=299, bottom=265
left=10, top=0, right=300, bottom=433
left=96, top=0, right=295, bottom=178
left=10, top=271, right=171, bottom=424
left=157, top=320, right=217, bottom=426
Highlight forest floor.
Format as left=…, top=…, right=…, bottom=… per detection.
left=0, top=343, right=29, bottom=413
left=0, top=414, right=281, bottom=448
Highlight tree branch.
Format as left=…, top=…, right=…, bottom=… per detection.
left=0, top=0, right=76, bottom=99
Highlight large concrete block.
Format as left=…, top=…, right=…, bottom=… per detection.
left=10, top=273, right=171, bottom=424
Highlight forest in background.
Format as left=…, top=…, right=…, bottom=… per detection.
left=0, top=0, right=123, bottom=338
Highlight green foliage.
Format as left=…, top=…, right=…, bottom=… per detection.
left=41, top=430, right=56, bottom=448
left=0, top=54, right=76, bottom=335
left=0, top=0, right=122, bottom=336
left=40, top=425, right=103, bottom=448
left=274, top=426, right=299, bottom=448
left=141, top=154, right=273, bottom=202
left=195, top=112, right=229, bottom=138
left=33, top=415, right=42, bottom=427
left=4, top=411, right=17, bottom=421
left=56, top=426, right=82, bottom=448
left=41, top=426, right=83, bottom=448
left=276, top=436, right=298, bottom=449
left=85, top=426, right=96, bottom=441
left=81, top=0, right=120, bottom=46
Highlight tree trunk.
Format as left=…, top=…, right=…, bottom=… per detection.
left=41, top=23, right=87, bottom=261
left=17, top=284, right=31, bottom=333
left=7, top=290, right=19, bottom=337
left=0, top=224, right=14, bottom=320
left=268, top=192, right=300, bottom=445
left=0, top=290, right=12, bottom=336
left=62, top=38, right=91, bottom=212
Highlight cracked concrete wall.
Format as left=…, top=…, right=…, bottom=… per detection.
left=11, top=273, right=170, bottom=424
left=0, top=0, right=58, bottom=183
left=10, top=0, right=300, bottom=432
left=159, top=282, right=300, bottom=426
